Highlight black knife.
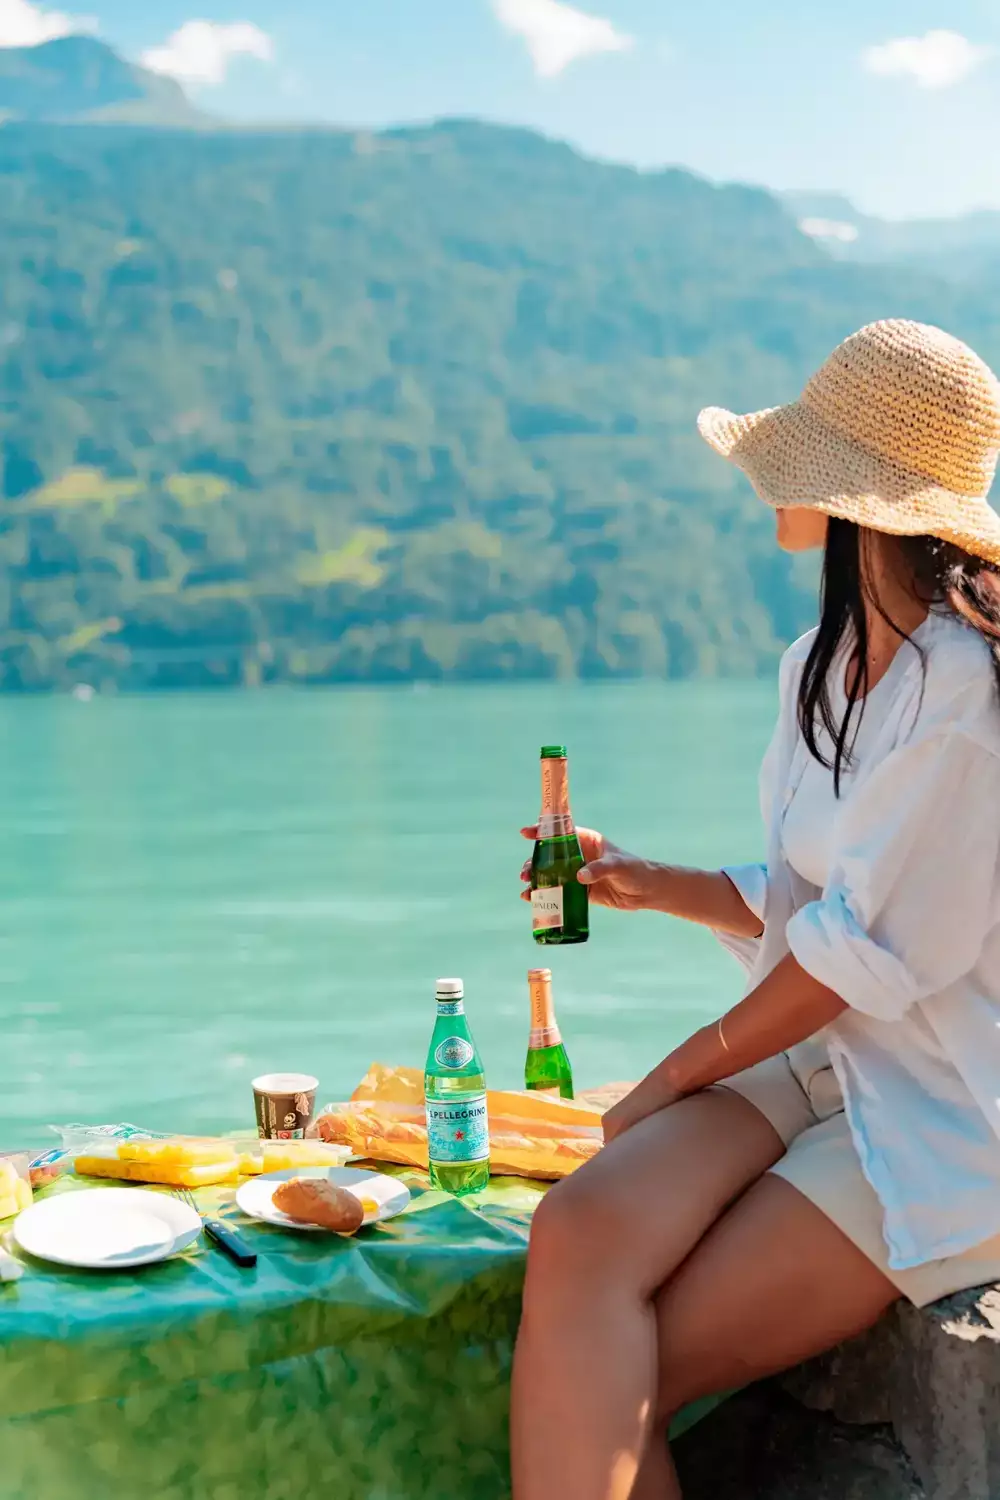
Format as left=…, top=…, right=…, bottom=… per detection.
left=203, top=1216, right=257, bottom=1267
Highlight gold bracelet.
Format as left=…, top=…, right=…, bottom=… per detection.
left=717, top=1016, right=731, bottom=1055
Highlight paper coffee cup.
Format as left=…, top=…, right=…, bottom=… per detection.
left=252, top=1073, right=318, bottom=1140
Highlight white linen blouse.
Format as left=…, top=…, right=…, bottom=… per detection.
left=720, top=610, right=1000, bottom=1270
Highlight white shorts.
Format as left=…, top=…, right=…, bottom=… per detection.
left=714, top=1046, right=1000, bottom=1308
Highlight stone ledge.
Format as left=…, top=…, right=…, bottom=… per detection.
left=783, top=1286, right=1000, bottom=1500
left=674, top=1382, right=922, bottom=1498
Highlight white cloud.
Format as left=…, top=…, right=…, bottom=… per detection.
left=141, top=20, right=273, bottom=87
left=799, top=217, right=859, bottom=245
left=0, top=0, right=94, bottom=47
left=862, top=29, right=992, bottom=90
left=492, top=0, right=633, bottom=78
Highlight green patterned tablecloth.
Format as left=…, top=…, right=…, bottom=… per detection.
left=0, top=1169, right=719, bottom=1500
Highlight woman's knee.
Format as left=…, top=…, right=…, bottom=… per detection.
left=524, top=1170, right=620, bottom=1296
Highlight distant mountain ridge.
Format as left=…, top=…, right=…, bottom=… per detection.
left=2, top=37, right=997, bottom=271
left=783, top=190, right=1000, bottom=283
left=0, top=36, right=210, bottom=126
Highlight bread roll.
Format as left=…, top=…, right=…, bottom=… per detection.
left=272, top=1177, right=365, bottom=1233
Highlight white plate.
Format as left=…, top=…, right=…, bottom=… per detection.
left=236, top=1166, right=411, bottom=1233
left=13, top=1188, right=201, bottom=1270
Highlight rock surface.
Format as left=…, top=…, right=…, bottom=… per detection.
left=674, top=1383, right=923, bottom=1498
left=784, top=1288, right=1000, bottom=1500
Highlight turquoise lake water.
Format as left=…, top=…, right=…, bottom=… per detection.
left=0, top=681, right=776, bottom=1153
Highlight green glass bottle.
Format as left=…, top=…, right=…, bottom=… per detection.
left=424, top=977, right=490, bottom=1197
left=531, top=745, right=589, bottom=945
left=524, top=968, right=574, bottom=1099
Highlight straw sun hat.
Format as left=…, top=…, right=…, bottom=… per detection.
left=698, top=319, right=1000, bottom=566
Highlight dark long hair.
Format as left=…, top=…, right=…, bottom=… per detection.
left=798, top=518, right=1000, bottom=793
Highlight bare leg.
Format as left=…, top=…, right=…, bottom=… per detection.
left=510, top=1090, right=784, bottom=1500
left=629, top=1428, right=680, bottom=1500
left=634, top=1174, right=898, bottom=1497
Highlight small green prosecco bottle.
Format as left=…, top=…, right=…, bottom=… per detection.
left=530, top=746, right=589, bottom=946
left=524, top=968, right=575, bottom=1100
left=423, top=978, right=490, bottom=1197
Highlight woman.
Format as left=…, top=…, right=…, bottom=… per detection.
left=512, top=319, right=1000, bottom=1500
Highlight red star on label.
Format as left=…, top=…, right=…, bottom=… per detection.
left=455, top=1129, right=465, bottom=1141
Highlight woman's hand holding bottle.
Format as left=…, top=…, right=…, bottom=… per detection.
left=520, top=825, right=764, bottom=935
left=520, top=826, right=652, bottom=911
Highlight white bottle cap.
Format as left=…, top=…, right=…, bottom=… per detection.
left=435, top=977, right=464, bottom=998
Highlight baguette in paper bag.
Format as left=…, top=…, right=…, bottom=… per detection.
left=315, top=1063, right=605, bottom=1180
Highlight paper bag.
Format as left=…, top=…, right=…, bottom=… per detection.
left=315, top=1062, right=606, bottom=1180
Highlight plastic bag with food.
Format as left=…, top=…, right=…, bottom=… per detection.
left=47, top=1121, right=351, bottom=1187
left=71, top=1135, right=243, bottom=1188
left=0, top=1153, right=33, bottom=1218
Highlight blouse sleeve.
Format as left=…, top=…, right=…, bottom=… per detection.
left=712, top=650, right=791, bottom=971
left=716, top=701, right=779, bottom=937
left=713, top=863, right=767, bottom=973
left=786, top=728, right=1000, bottom=1022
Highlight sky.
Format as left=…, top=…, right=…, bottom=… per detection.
left=2, top=0, right=999, bottom=219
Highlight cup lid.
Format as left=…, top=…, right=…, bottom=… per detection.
left=435, top=978, right=464, bottom=998
left=252, top=1073, right=319, bottom=1093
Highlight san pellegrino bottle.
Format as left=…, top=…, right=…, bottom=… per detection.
left=530, top=745, right=589, bottom=945
left=424, top=977, right=490, bottom=1196
left=524, top=968, right=574, bottom=1099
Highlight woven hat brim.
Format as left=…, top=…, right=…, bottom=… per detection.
left=698, top=400, right=1000, bottom=567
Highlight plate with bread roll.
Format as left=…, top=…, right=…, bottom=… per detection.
left=235, top=1166, right=411, bottom=1235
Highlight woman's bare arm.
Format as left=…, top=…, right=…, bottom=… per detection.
left=603, top=953, right=845, bottom=1141
left=521, top=826, right=764, bottom=936
left=624, top=864, right=764, bottom=937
